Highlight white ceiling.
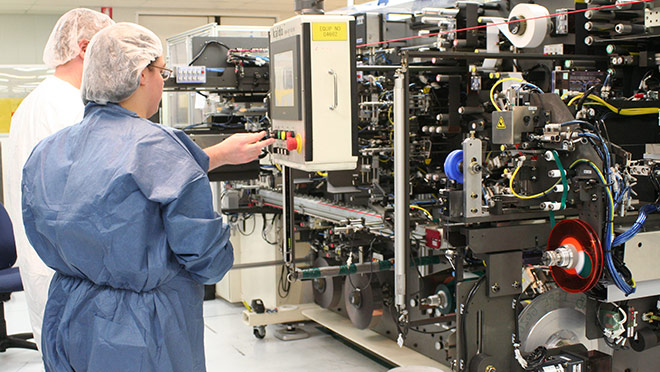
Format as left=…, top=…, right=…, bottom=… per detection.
left=0, top=0, right=369, bottom=15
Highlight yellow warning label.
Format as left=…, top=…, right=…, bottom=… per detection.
left=312, top=23, right=347, bottom=41
left=496, top=116, right=507, bottom=129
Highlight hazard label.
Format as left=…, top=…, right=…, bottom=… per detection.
left=496, top=116, right=507, bottom=129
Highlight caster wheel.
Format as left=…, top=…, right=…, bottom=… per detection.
left=253, top=325, right=266, bottom=339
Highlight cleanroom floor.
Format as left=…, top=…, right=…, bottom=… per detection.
left=1, top=291, right=389, bottom=372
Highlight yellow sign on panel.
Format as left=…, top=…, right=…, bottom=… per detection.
left=0, top=98, right=23, bottom=133
left=496, top=116, right=507, bottom=129
left=312, top=22, right=347, bottom=41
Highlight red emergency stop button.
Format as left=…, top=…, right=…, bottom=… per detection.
left=286, top=136, right=298, bottom=151
left=286, top=134, right=303, bottom=153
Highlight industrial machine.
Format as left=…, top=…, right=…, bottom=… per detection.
left=269, top=14, right=359, bottom=171
left=203, top=1, right=660, bottom=371
left=164, top=24, right=271, bottom=181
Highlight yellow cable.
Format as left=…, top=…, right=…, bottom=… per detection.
left=388, top=105, right=394, bottom=125
left=567, top=94, right=582, bottom=107
left=568, top=93, right=660, bottom=116
left=317, top=171, right=328, bottom=177
left=515, top=157, right=636, bottom=289
left=274, top=163, right=282, bottom=172
left=568, top=159, right=614, bottom=212
left=410, top=205, right=433, bottom=220
left=571, top=160, right=630, bottom=286
left=509, top=165, right=561, bottom=199
left=490, top=77, right=529, bottom=112
left=510, top=158, right=610, bottom=200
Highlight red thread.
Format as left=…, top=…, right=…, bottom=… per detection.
left=356, top=0, right=653, bottom=48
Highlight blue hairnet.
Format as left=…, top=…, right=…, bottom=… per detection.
left=43, top=8, right=114, bottom=68
left=81, top=22, right=162, bottom=105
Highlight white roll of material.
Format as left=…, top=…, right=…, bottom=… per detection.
left=497, top=3, right=550, bottom=49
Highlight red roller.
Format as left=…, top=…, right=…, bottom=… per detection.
left=547, top=219, right=604, bottom=293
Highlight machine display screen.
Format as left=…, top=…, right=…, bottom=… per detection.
left=269, top=35, right=301, bottom=120
left=273, top=50, right=295, bottom=107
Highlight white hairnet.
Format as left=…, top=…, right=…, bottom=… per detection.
left=43, top=8, right=115, bottom=68
left=81, top=23, right=163, bottom=105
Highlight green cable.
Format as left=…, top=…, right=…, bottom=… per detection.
left=549, top=210, right=556, bottom=228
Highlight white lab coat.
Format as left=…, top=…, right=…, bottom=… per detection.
left=5, top=76, right=84, bottom=351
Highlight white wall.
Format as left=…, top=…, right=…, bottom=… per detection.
left=0, top=8, right=279, bottom=65
left=0, top=14, right=61, bottom=65
left=0, top=0, right=365, bottom=65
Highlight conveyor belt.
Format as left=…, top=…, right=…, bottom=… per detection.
left=257, top=189, right=384, bottom=225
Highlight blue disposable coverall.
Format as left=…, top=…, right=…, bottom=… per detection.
left=22, top=103, right=233, bottom=372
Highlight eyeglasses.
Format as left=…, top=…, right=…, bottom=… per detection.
left=149, top=64, right=173, bottom=81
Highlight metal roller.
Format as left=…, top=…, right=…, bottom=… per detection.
left=431, top=284, right=454, bottom=315
left=312, top=257, right=343, bottom=309
left=344, top=273, right=384, bottom=329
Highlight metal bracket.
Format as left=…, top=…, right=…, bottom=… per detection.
left=463, top=136, right=485, bottom=219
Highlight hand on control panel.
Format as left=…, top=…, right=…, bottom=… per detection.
left=204, top=131, right=275, bottom=170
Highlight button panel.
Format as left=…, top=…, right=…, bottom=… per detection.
left=175, top=66, right=207, bottom=84
left=271, top=129, right=301, bottom=156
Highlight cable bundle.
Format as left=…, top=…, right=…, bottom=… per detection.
left=613, top=204, right=660, bottom=247
left=568, top=93, right=660, bottom=116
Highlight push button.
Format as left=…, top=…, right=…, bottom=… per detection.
left=284, top=133, right=302, bottom=153
left=286, top=136, right=298, bottom=151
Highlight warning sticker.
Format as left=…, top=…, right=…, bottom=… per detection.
left=312, top=23, right=347, bottom=41
left=496, top=116, right=507, bottom=129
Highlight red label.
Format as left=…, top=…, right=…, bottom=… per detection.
left=101, top=7, right=113, bottom=19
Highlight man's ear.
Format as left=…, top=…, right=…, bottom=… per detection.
left=78, top=39, right=90, bottom=59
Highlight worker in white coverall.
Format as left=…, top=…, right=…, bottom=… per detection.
left=5, top=8, right=115, bottom=351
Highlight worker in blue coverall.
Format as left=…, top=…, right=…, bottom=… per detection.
left=21, top=22, right=275, bottom=372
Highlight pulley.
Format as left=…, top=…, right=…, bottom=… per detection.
left=444, top=149, right=464, bottom=184
left=545, top=219, right=604, bottom=293
left=312, top=257, right=343, bottom=309
left=344, top=273, right=383, bottom=329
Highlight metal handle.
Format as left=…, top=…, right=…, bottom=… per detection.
left=329, top=69, right=338, bottom=110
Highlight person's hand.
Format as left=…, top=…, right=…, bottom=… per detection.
left=204, top=131, right=275, bottom=170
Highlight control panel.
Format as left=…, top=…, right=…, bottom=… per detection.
left=175, top=65, right=207, bottom=84
left=269, top=15, right=358, bottom=172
